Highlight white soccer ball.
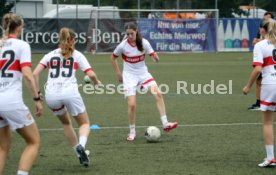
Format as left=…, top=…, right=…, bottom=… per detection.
left=83, top=75, right=91, bottom=84
left=145, top=126, right=161, bottom=142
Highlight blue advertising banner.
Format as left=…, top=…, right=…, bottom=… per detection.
left=138, top=19, right=217, bottom=52
left=0, top=18, right=261, bottom=53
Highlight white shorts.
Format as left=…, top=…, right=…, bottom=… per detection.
left=260, top=84, right=276, bottom=111
left=46, top=96, right=86, bottom=116
left=123, top=71, right=157, bottom=97
left=0, top=106, right=34, bottom=131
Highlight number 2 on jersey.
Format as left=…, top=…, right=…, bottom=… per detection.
left=0, top=50, right=15, bottom=78
left=50, top=57, right=74, bottom=78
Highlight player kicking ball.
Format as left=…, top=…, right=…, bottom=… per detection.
left=111, top=22, right=178, bottom=141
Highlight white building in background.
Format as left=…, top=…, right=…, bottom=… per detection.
left=11, top=0, right=118, bottom=19
left=11, top=0, right=52, bottom=18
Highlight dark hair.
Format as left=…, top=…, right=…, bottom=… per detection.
left=264, top=12, right=274, bottom=19
left=124, top=22, right=143, bottom=52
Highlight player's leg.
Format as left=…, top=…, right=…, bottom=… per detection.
left=16, top=123, right=40, bottom=174
left=65, top=96, right=90, bottom=166
left=149, top=84, right=178, bottom=132
left=74, top=111, right=90, bottom=167
left=57, top=112, right=78, bottom=147
left=122, top=72, right=138, bottom=141
left=258, top=84, right=276, bottom=167
left=0, top=125, right=11, bottom=175
left=127, top=95, right=137, bottom=141
left=258, top=110, right=276, bottom=167
left=46, top=99, right=78, bottom=146
left=74, top=112, right=90, bottom=148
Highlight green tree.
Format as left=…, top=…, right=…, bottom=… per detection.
left=0, top=0, right=18, bottom=18
left=255, top=0, right=276, bottom=13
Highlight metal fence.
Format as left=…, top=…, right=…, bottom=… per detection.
left=7, top=0, right=275, bottom=19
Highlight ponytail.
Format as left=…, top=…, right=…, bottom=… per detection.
left=267, top=20, right=276, bottom=47
left=0, top=13, right=23, bottom=52
left=59, top=27, right=75, bottom=59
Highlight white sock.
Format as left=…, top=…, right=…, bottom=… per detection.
left=79, top=136, right=87, bottom=148
left=17, top=170, right=28, bottom=175
left=161, top=115, right=168, bottom=126
left=265, top=145, right=274, bottom=160
left=129, top=124, right=136, bottom=135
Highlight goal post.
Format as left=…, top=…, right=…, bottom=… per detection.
left=86, top=9, right=219, bottom=53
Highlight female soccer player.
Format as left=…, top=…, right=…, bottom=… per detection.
left=243, top=19, right=276, bottom=167
left=248, top=13, right=274, bottom=110
left=33, top=27, right=101, bottom=167
left=0, top=13, right=43, bottom=175
left=111, top=22, right=178, bottom=141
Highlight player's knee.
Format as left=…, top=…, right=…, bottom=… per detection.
left=26, top=135, right=40, bottom=148
left=154, top=91, right=163, bottom=101
left=62, top=120, right=72, bottom=126
left=128, top=103, right=136, bottom=112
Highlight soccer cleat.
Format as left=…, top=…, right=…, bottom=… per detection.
left=258, top=158, right=276, bottom=167
left=248, top=103, right=260, bottom=111
left=76, top=145, right=90, bottom=167
left=85, top=150, right=90, bottom=156
left=127, top=134, right=136, bottom=141
left=163, top=122, right=178, bottom=132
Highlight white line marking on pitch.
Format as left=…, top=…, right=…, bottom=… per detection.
left=39, top=122, right=266, bottom=131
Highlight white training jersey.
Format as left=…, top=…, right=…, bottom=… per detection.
left=112, top=38, right=155, bottom=74
left=0, top=37, right=32, bottom=111
left=252, top=39, right=276, bottom=85
left=40, top=48, right=92, bottom=99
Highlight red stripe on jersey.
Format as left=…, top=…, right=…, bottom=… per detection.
left=51, top=105, right=65, bottom=112
left=20, top=62, right=32, bottom=68
left=263, top=56, right=276, bottom=67
left=252, top=62, right=263, bottom=67
left=47, top=62, right=50, bottom=68
left=112, top=53, right=119, bottom=58
left=84, top=68, right=93, bottom=73
left=142, top=78, right=155, bottom=85
left=9, top=60, right=21, bottom=71
left=40, top=63, right=47, bottom=68
left=0, top=60, right=31, bottom=71
left=127, top=39, right=136, bottom=48
left=74, top=62, right=78, bottom=70
left=260, top=101, right=276, bottom=106
left=0, top=60, right=6, bottom=69
left=8, top=35, right=16, bottom=39
left=122, top=54, right=145, bottom=64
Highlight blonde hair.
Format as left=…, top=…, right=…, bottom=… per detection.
left=267, top=20, right=276, bottom=47
left=59, top=27, right=75, bottom=59
left=0, top=13, right=23, bottom=52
